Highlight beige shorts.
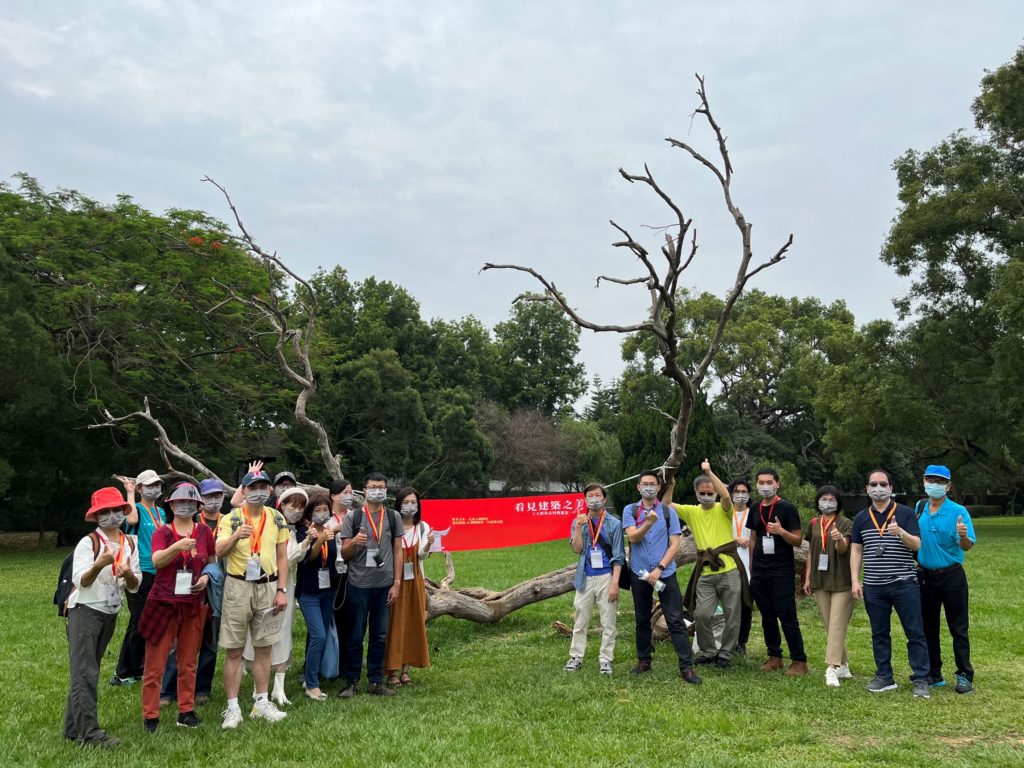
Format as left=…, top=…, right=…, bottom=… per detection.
left=219, top=576, right=279, bottom=649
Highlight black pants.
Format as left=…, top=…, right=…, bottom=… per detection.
left=114, top=571, right=154, bottom=679
left=749, top=572, right=806, bottom=662
left=920, top=564, right=973, bottom=682
left=738, top=602, right=752, bottom=645
left=630, top=572, right=693, bottom=671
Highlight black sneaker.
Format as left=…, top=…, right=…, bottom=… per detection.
left=109, top=675, right=136, bottom=687
left=630, top=661, right=652, bottom=675
left=713, top=656, right=732, bottom=669
left=694, top=655, right=716, bottom=666
left=866, top=676, right=898, bottom=693
left=143, top=718, right=159, bottom=733
left=681, top=668, right=703, bottom=686
left=367, top=683, right=396, bottom=696
left=954, top=674, right=974, bottom=694
left=735, top=643, right=747, bottom=657
left=338, top=684, right=358, bottom=699
left=176, top=711, right=202, bottom=728
left=84, top=734, right=121, bottom=748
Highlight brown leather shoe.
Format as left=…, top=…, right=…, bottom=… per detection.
left=760, top=656, right=783, bottom=671
left=785, top=661, right=809, bottom=676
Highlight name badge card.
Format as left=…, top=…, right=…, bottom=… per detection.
left=817, top=554, right=829, bottom=571
left=366, top=547, right=379, bottom=568
left=336, top=556, right=347, bottom=575
left=245, top=556, right=262, bottom=581
left=106, top=583, right=122, bottom=610
left=590, top=548, right=604, bottom=569
left=318, top=568, right=331, bottom=589
left=175, top=570, right=193, bottom=595
left=404, top=561, right=415, bottom=581
left=762, top=536, right=775, bottom=555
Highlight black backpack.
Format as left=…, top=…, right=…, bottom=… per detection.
left=53, top=532, right=135, bottom=618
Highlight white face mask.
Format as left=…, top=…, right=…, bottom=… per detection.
left=697, top=493, right=716, bottom=506
left=731, top=493, right=749, bottom=506
left=340, top=493, right=354, bottom=508
left=400, top=504, right=417, bottom=517
left=757, top=485, right=776, bottom=498
left=365, top=488, right=387, bottom=504
left=97, top=511, right=125, bottom=528
left=283, top=507, right=304, bottom=524
left=172, top=503, right=198, bottom=518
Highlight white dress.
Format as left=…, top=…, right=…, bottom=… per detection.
left=243, top=527, right=309, bottom=666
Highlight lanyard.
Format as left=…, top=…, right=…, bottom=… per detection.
left=139, top=502, right=160, bottom=529
left=321, top=539, right=329, bottom=567
left=244, top=510, right=268, bottom=555
left=868, top=502, right=896, bottom=537
left=732, top=507, right=748, bottom=538
left=365, top=506, right=385, bottom=543
left=587, top=512, right=606, bottom=550
left=819, top=514, right=835, bottom=550
left=403, top=525, right=419, bottom=560
left=635, top=501, right=661, bottom=527
left=759, top=498, right=779, bottom=532
left=169, top=522, right=197, bottom=565
left=97, top=531, right=126, bottom=575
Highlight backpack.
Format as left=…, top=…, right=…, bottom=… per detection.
left=54, top=532, right=135, bottom=618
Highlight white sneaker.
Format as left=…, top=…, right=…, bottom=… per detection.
left=825, top=667, right=840, bottom=688
left=221, top=707, right=243, bottom=730
left=836, top=664, right=853, bottom=679
left=563, top=657, right=583, bottom=672
left=599, top=660, right=613, bottom=676
left=250, top=699, right=287, bottom=723
left=270, top=688, right=291, bottom=707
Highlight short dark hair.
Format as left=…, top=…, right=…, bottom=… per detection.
left=755, top=467, right=779, bottom=483
left=728, top=477, right=750, bottom=494
left=815, top=484, right=843, bottom=513
left=637, top=470, right=662, bottom=486
left=303, top=492, right=332, bottom=523
left=394, top=486, right=422, bottom=525
left=866, top=468, right=893, bottom=486
left=365, top=472, right=388, bottom=486
left=329, top=477, right=352, bottom=496
left=583, top=483, right=606, bottom=499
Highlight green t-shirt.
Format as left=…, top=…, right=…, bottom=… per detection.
left=672, top=502, right=737, bottom=574
left=805, top=514, right=853, bottom=591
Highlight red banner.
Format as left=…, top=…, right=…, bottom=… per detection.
left=419, top=493, right=585, bottom=552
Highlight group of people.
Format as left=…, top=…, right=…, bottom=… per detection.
left=62, top=468, right=432, bottom=747
left=565, top=461, right=977, bottom=701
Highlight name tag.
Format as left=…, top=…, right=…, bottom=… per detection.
left=590, top=548, right=604, bottom=569
left=817, top=554, right=829, bottom=571
left=245, top=556, right=262, bottom=581
left=762, top=536, right=775, bottom=555
left=403, top=561, right=415, bottom=581
left=318, top=568, right=331, bottom=589
left=335, top=556, right=347, bottom=575
left=366, top=548, right=379, bottom=568
left=106, top=583, right=122, bottom=610
left=175, top=570, right=193, bottom=595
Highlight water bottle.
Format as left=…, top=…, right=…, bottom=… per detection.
left=639, top=569, right=666, bottom=592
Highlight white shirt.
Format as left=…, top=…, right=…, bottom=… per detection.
left=731, top=507, right=751, bottom=577
left=402, top=522, right=432, bottom=574
left=69, top=529, right=142, bottom=614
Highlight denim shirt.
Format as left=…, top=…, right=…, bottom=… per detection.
left=571, top=513, right=625, bottom=592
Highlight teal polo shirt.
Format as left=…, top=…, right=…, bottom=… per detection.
left=916, top=498, right=976, bottom=570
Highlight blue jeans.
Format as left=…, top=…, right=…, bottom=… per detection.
left=299, top=591, right=335, bottom=689
left=344, top=584, right=390, bottom=685
left=863, top=578, right=930, bottom=682
left=161, top=615, right=219, bottom=699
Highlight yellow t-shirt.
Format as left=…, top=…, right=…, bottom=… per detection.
left=672, top=502, right=738, bottom=574
left=216, top=506, right=289, bottom=577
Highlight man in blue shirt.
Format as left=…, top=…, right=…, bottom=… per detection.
left=564, top=483, right=625, bottom=675
left=915, top=465, right=977, bottom=694
left=622, top=470, right=701, bottom=685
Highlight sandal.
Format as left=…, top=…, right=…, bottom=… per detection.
left=386, top=674, right=401, bottom=687
left=399, top=673, right=413, bottom=686
left=304, top=688, right=328, bottom=701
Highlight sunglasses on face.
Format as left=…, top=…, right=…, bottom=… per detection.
left=868, top=481, right=890, bottom=488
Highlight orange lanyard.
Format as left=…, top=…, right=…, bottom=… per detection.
left=318, top=528, right=328, bottom=566
left=365, top=507, right=384, bottom=543
left=169, top=523, right=197, bottom=565
left=868, top=503, right=896, bottom=537
left=819, top=515, right=834, bottom=550
left=732, top=507, right=748, bottom=538
left=98, top=531, right=126, bottom=575
left=244, top=510, right=268, bottom=554
left=587, top=512, right=605, bottom=549
left=139, top=502, right=160, bottom=529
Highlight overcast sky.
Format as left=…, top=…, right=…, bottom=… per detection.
left=3, top=1, right=1022, bottom=397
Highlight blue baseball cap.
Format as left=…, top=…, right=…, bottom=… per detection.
left=923, top=464, right=951, bottom=480
left=199, top=478, right=225, bottom=496
left=241, top=470, right=271, bottom=487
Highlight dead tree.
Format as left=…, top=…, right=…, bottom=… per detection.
left=482, top=74, right=792, bottom=484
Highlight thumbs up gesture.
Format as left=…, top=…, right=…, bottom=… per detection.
left=887, top=518, right=903, bottom=538
left=829, top=526, right=843, bottom=542
left=956, top=515, right=968, bottom=539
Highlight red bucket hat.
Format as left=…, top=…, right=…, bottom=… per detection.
left=86, top=487, right=132, bottom=521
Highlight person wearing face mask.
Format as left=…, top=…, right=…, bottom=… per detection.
left=161, top=478, right=227, bottom=708
left=329, top=477, right=356, bottom=677
left=244, top=485, right=311, bottom=707
left=744, top=467, right=808, bottom=676
left=338, top=472, right=404, bottom=698
left=666, top=459, right=749, bottom=669
left=850, top=469, right=930, bottom=698
left=111, top=469, right=164, bottom=686
left=622, top=470, right=702, bottom=685
left=802, top=485, right=854, bottom=688
left=564, top=483, right=624, bottom=675
left=273, top=471, right=298, bottom=506
left=64, top=487, right=140, bottom=748
left=384, top=487, right=434, bottom=686
left=215, top=470, right=291, bottom=728
left=728, top=478, right=753, bottom=656
left=915, top=465, right=976, bottom=694
left=296, top=492, right=340, bottom=701
left=138, top=483, right=215, bottom=732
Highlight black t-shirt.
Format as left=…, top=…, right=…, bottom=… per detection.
left=745, top=497, right=801, bottom=577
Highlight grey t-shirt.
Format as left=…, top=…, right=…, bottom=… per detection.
left=339, top=506, right=403, bottom=589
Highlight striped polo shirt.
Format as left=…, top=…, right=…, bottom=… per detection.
left=851, top=502, right=920, bottom=586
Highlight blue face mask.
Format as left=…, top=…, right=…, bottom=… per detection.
left=924, top=482, right=948, bottom=500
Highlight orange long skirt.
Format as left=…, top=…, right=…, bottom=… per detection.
left=384, top=560, right=430, bottom=671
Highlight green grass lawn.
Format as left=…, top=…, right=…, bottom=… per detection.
left=1, top=518, right=1022, bottom=767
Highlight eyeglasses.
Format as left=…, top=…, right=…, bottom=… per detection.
left=868, top=481, right=890, bottom=488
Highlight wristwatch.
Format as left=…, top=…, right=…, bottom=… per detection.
left=276, top=587, right=287, bottom=594
left=653, top=564, right=664, bottom=571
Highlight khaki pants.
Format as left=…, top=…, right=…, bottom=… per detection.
left=813, top=589, right=853, bottom=667
left=569, top=573, right=617, bottom=664
left=694, top=569, right=743, bottom=660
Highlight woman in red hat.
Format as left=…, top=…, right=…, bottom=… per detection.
left=138, top=483, right=215, bottom=732
left=64, top=487, right=141, bottom=748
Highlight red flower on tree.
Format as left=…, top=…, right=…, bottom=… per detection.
left=189, top=236, right=205, bottom=246
left=211, top=241, right=222, bottom=250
